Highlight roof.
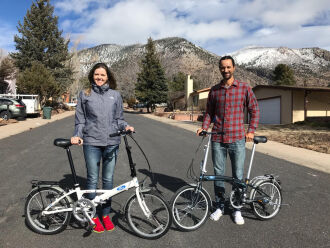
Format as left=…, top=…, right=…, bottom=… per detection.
left=190, top=87, right=211, bottom=96
left=253, top=85, right=330, bottom=92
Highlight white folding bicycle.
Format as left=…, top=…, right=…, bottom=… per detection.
left=25, top=130, right=172, bottom=239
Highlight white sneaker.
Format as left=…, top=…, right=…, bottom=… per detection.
left=233, top=211, right=244, bottom=225
left=210, top=208, right=223, bottom=221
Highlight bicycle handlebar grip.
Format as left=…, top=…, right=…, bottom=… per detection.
left=109, top=130, right=134, bottom=137
left=109, top=131, right=120, bottom=137
left=199, top=130, right=207, bottom=136
left=199, top=131, right=225, bottom=136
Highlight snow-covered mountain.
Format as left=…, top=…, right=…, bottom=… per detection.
left=230, top=46, right=330, bottom=72
left=76, top=37, right=268, bottom=99
left=229, top=46, right=330, bottom=87
left=75, top=39, right=329, bottom=99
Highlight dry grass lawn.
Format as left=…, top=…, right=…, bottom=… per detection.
left=255, top=123, right=330, bottom=154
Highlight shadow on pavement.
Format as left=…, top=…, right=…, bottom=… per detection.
left=138, top=169, right=189, bottom=193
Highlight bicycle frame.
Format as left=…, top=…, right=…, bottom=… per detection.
left=195, top=133, right=281, bottom=205
left=198, top=134, right=259, bottom=186
left=38, top=133, right=151, bottom=222
left=42, top=177, right=140, bottom=215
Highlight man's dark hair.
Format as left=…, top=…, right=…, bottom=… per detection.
left=219, top=55, right=235, bottom=67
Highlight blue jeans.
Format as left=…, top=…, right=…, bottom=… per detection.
left=211, top=139, right=246, bottom=210
left=83, top=144, right=119, bottom=216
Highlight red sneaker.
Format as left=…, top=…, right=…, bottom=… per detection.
left=92, top=217, right=104, bottom=233
left=103, top=215, right=115, bottom=231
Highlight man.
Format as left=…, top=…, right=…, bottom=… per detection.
left=197, top=56, right=259, bottom=225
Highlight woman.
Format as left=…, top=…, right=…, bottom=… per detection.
left=71, top=63, right=134, bottom=233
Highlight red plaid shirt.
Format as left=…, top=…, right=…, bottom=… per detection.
left=202, top=80, right=259, bottom=143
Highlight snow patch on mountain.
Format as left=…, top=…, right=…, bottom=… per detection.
left=230, top=46, right=330, bottom=72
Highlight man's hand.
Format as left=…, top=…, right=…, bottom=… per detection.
left=197, top=128, right=205, bottom=136
left=71, top=136, right=83, bottom=145
left=245, top=132, right=254, bottom=142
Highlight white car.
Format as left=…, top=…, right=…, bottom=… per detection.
left=65, top=102, right=77, bottom=107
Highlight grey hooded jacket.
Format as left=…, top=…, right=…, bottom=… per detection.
left=73, top=83, right=127, bottom=146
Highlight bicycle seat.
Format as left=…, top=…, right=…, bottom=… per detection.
left=253, top=136, right=267, bottom=144
left=54, top=138, right=72, bottom=148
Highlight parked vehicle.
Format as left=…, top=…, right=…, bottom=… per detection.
left=0, top=94, right=40, bottom=115
left=0, top=98, right=27, bottom=120
left=133, top=102, right=146, bottom=109
left=64, top=102, right=77, bottom=108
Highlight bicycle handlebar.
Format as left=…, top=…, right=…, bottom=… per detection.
left=199, top=131, right=224, bottom=136
left=109, top=129, right=135, bottom=137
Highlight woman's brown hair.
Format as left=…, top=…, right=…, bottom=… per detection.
left=84, top=63, right=117, bottom=95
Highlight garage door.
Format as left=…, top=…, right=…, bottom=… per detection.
left=258, top=97, right=281, bottom=124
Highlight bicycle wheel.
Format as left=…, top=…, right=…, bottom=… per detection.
left=250, top=180, right=282, bottom=220
left=25, top=187, right=71, bottom=234
left=171, top=185, right=211, bottom=231
left=125, top=191, right=172, bottom=239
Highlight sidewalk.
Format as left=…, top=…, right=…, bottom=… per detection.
left=143, top=114, right=330, bottom=174
left=1, top=110, right=329, bottom=174
left=0, top=111, right=75, bottom=140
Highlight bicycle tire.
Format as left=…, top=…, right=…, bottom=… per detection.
left=250, top=180, right=282, bottom=220
left=25, top=187, right=71, bottom=235
left=171, top=185, right=211, bottom=231
left=125, top=191, right=172, bottom=239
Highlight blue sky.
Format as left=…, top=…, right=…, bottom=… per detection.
left=1, top=0, right=330, bottom=56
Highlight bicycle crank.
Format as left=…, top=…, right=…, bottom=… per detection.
left=229, top=190, right=244, bottom=209
left=73, top=198, right=96, bottom=224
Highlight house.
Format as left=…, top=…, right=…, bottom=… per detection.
left=177, top=75, right=330, bottom=124
left=253, top=85, right=330, bottom=124
left=172, top=75, right=210, bottom=111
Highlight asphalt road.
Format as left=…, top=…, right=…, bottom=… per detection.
left=0, top=113, right=329, bottom=248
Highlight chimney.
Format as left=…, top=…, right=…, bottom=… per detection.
left=185, top=75, right=193, bottom=108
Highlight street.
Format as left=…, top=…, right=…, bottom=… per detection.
left=0, top=112, right=329, bottom=248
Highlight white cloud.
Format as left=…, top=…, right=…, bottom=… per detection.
left=221, top=25, right=330, bottom=53
left=58, top=0, right=244, bottom=46
left=53, top=0, right=330, bottom=54
left=78, top=0, right=165, bottom=44
left=184, top=21, right=243, bottom=42
left=235, top=0, right=330, bottom=29
left=55, top=0, right=110, bottom=14
left=261, top=0, right=330, bottom=29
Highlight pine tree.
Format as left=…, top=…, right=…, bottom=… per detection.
left=17, top=61, right=59, bottom=104
left=168, top=72, right=186, bottom=92
left=135, top=38, right=168, bottom=112
left=11, top=0, right=72, bottom=98
left=273, top=64, right=296, bottom=86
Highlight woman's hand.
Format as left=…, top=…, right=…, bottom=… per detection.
left=125, top=125, right=135, bottom=132
left=71, top=136, right=83, bottom=145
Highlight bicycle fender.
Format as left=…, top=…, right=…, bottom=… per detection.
left=123, top=189, right=153, bottom=212
left=188, top=183, right=213, bottom=208
left=250, top=175, right=282, bottom=190
left=252, top=178, right=282, bottom=191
